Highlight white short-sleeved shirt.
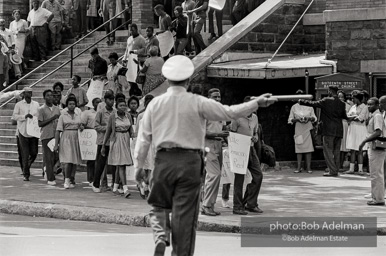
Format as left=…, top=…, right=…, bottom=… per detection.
left=27, top=8, right=52, bottom=27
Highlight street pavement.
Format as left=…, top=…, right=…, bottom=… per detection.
left=0, top=166, right=386, bottom=232
left=1, top=214, right=385, bottom=256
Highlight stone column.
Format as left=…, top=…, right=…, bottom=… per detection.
left=131, top=0, right=154, bottom=29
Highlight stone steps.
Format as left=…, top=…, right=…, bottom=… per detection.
left=0, top=136, right=17, bottom=144
left=0, top=158, right=42, bottom=168
left=0, top=151, right=43, bottom=162
left=0, top=143, right=41, bottom=152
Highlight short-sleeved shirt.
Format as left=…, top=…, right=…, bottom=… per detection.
left=88, top=55, right=108, bottom=76
left=95, top=107, right=114, bottom=145
left=194, top=0, right=209, bottom=18
left=27, top=7, right=52, bottom=27
left=56, top=109, right=81, bottom=131
left=38, top=104, right=61, bottom=140
left=231, top=113, right=258, bottom=146
left=66, top=86, right=88, bottom=110
left=144, top=56, right=164, bottom=75
left=145, top=36, right=159, bottom=56
left=159, top=14, right=172, bottom=31
left=41, top=0, right=63, bottom=23
left=368, top=109, right=385, bottom=135
left=81, top=109, right=97, bottom=129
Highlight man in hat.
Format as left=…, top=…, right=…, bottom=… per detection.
left=11, top=87, right=40, bottom=181
left=27, top=0, right=54, bottom=62
left=299, top=85, right=348, bottom=177
left=134, top=55, right=277, bottom=256
left=0, top=19, right=22, bottom=79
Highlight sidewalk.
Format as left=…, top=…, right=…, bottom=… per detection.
left=0, top=166, right=385, bottom=234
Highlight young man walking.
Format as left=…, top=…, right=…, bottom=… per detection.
left=38, top=89, right=61, bottom=185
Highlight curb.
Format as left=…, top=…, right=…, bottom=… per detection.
left=1, top=199, right=385, bottom=235
left=0, top=199, right=240, bottom=234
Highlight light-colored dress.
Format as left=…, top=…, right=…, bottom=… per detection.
left=341, top=102, right=351, bottom=152
left=9, top=19, right=29, bottom=58
left=106, top=63, right=123, bottom=94
left=346, top=103, right=369, bottom=151
left=57, top=110, right=82, bottom=164
left=87, top=0, right=98, bottom=17
left=108, top=113, right=134, bottom=166
left=288, top=103, right=317, bottom=153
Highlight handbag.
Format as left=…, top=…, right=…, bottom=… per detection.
left=373, top=137, right=386, bottom=150
left=135, top=72, right=146, bottom=85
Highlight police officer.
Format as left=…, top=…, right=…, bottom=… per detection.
left=134, top=55, right=277, bottom=256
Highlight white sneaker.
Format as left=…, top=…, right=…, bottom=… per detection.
left=92, top=186, right=101, bottom=193
left=117, top=188, right=124, bottom=194
left=222, top=199, right=230, bottom=208
left=47, top=181, right=56, bottom=186
left=89, top=182, right=93, bottom=187
left=64, top=182, right=70, bottom=189
left=364, top=193, right=372, bottom=199
left=69, top=183, right=75, bottom=189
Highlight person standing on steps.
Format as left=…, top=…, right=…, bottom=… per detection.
left=72, top=0, right=90, bottom=40
left=186, top=0, right=208, bottom=54
left=27, top=0, right=54, bottom=62
left=182, top=0, right=195, bottom=56
left=99, top=0, right=117, bottom=45
left=299, top=85, right=348, bottom=177
left=134, top=55, right=277, bottom=256
left=64, top=75, right=89, bottom=111
left=42, top=0, right=65, bottom=50
left=0, top=19, right=22, bottom=80
left=171, top=6, right=188, bottom=55
left=12, top=87, right=40, bottom=181
left=208, top=6, right=223, bottom=40
left=88, top=47, right=108, bottom=79
left=38, top=89, right=61, bottom=186
left=201, top=88, right=229, bottom=217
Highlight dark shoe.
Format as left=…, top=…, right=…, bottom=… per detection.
left=137, top=184, right=146, bottom=199
left=201, top=206, right=216, bottom=216
left=124, top=191, right=131, bottom=198
left=154, top=240, right=166, bottom=256
left=323, top=172, right=338, bottom=177
left=55, top=167, right=62, bottom=175
left=208, top=34, right=216, bottom=40
left=212, top=208, right=221, bottom=215
left=367, top=201, right=385, bottom=206
left=23, top=177, right=29, bottom=181
left=233, top=209, right=248, bottom=215
left=245, top=206, right=264, bottom=213
left=113, top=190, right=122, bottom=196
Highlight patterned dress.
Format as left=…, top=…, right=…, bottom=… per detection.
left=108, top=113, right=133, bottom=166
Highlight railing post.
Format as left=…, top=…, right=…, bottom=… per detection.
left=70, top=46, right=73, bottom=78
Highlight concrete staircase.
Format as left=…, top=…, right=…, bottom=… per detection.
left=0, top=30, right=128, bottom=168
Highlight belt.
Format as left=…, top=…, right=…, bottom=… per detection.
left=159, top=147, right=202, bottom=154
left=116, top=130, right=129, bottom=133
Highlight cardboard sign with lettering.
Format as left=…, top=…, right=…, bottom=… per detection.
left=26, top=116, right=41, bottom=138
left=228, top=132, right=251, bottom=174
left=78, top=129, right=98, bottom=160
left=209, top=0, right=226, bottom=10
left=157, top=31, right=174, bottom=57
left=220, top=147, right=252, bottom=185
left=86, top=79, right=104, bottom=108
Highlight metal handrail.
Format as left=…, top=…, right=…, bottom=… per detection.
left=0, top=7, right=131, bottom=108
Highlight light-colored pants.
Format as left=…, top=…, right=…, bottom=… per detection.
left=368, top=147, right=386, bottom=203
left=202, top=140, right=223, bottom=208
left=48, top=22, right=63, bottom=49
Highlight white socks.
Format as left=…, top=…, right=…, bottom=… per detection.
left=113, top=183, right=119, bottom=192
left=349, top=163, right=355, bottom=172
left=123, top=185, right=129, bottom=193
left=358, top=164, right=363, bottom=172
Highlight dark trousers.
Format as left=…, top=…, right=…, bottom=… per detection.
left=102, top=9, right=117, bottom=40
left=41, top=139, right=55, bottom=182
left=31, top=26, right=48, bottom=60
left=231, top=10, right=246, bottom=26
left=322, top=136, right=342, bottom=175
left=16, top=135, right=23, bottom=173
left=148, top=151, right=203, bottom=256
left=222, top=183, right=231, bottom=200
left=18, top=134, right=39, bottom=178
left=192, top=17, right=206, bottom=54
left=93, top=145, right=115, bottom=188
left=208, top=8, right=223, bottom=36
left=87, top=160, right=95, bottom=183
left=233, top=146, right=263, bottom=210
left=76, top=6, right=88, bottom=35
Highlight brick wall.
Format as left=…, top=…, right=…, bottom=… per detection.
left=306, top=0, right=326, bottom=13
left=0, top=0, right=30, bottom=25
left=132, top=0, right=154, bottom=29
left=326, top=0, right=386, bottom=10
left=232, top=3, right=326, bottom=54
left=326, top=20, right=386, bottom=74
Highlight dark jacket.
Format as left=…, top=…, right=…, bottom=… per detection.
left=299, top=96, right=347, bottom=138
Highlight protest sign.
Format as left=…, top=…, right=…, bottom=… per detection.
left=220, top=147, right=252, bottom=185
left=123, top=36, right=138, bottom=83
left=78, top=129, right=98, bottom=160
left=48, top=138, right=55, bottom=152
left=228, top=132, right=251, bottom=175
left=209, top=0, right=226, bottom=10
left=86, top=79, right=104, bottom=108
left=26, top=116, right=41, bottom=138
left=157, top=31, right=174, bottom=57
